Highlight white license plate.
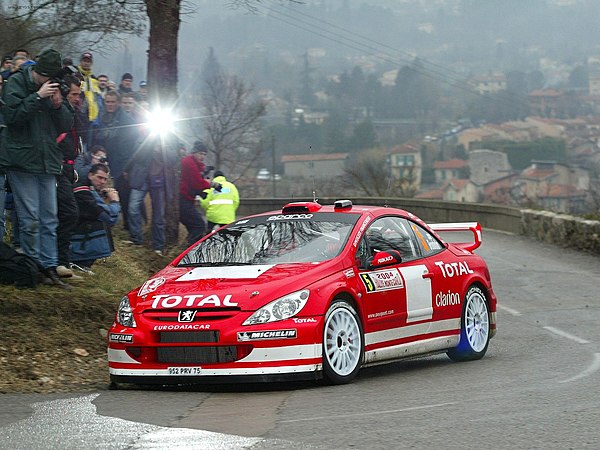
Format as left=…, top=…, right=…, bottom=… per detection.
left=167, top=367, right=202, bottom=375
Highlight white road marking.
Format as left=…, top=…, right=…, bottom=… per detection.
left=497, top=304, right=521, bottom=316
left=542, top=326, right=590, bottom=344
left=560, top=353, right=600, bottom=384
left=279, top=402, right=455, bottom=423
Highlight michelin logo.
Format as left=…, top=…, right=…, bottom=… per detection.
left=237, top=329, right=297, bottom=341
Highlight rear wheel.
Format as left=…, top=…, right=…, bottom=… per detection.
left=447, top=285, right=490, bottom=362
left=322, top=300, right=363, bottom=384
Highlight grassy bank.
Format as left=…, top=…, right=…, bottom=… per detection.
left=0, top=235, right=173, bottom=394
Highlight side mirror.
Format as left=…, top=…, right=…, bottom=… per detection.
left=369, top=250, right=402, bottom=269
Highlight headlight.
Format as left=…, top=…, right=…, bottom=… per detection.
left=243, top=289, right=310, bottom=325
left=117, top=296, right=137, bottom=328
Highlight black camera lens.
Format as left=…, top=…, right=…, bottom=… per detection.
left=98, top=157, right=108, bottom=163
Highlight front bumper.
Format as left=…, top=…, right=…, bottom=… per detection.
left=107, top=315, right=324, bottom=383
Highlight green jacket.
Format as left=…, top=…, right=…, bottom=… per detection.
left=0, top=66, right=73, bottom=175
left=200, top=175, right=240, bottom=225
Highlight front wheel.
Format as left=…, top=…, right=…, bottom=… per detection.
left=447, top=285, right=490, bottom=362
left=322, top=300, right=364, bottom=384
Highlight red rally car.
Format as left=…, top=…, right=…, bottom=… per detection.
left=108, top=200, right=497, bottom=386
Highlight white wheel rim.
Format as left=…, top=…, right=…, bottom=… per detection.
left=465, top=290, right=489, bottom=352
left=324, top=306, right=361, bottom=376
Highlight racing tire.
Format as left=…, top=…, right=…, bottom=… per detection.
left=322, top=300, right=364, bottom=384
left=447, top=285, right=490, bottom=362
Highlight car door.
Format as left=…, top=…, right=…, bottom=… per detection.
left=405, top=221, right=459, bottom=322
left=357, top=216, right=434, bottom=328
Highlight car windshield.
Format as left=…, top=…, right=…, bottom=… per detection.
left=178, top=212, right=359, bottom=266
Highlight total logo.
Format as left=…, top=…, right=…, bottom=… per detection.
left=151, top=294, right=238, bottom=309
left=434, top=261, right=474, bottom=278
left=292, top=317, right=317, bottom=323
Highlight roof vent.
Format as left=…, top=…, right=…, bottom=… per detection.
left=334, top=199, right=352, bottom=210
left=281, top=202, right=322, bottom=213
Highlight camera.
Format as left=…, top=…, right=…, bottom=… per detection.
left=50, top=65, right=79, bottom=97
left=98, top=156, right=108, bottom=163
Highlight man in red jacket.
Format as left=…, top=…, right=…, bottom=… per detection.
left=179, top=141, right=214, bottom=246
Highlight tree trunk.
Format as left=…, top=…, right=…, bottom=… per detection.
left=145, top=0, right=181, bottom=246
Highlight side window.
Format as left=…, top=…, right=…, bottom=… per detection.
left=408, top=221, right=443, bottom=257
left=362, top=217, right=419, bottom=262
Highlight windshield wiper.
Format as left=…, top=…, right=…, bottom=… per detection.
left=177, top=261, right=254, bottom=267
left=177, top=262, right=214, bottom=267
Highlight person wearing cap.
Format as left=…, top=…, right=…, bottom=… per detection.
left=0, top=48, right=74, bottom=289
left=137, top=80, right=148, bottom=102
left=179, top=141, right=213, bottom=246
left=199, top=170, right=240, bottom=234
left=0, top=56, right=12, bottom=80
left=77, top=51, right=103, bottom=125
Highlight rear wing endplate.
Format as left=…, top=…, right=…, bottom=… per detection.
left=428, top=222, right=482, bottom=252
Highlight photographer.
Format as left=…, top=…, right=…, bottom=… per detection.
left=55, top=75, right=87, bottom=280
left=75, top=144, right=107, bottom=180
left=0, top=48, right=74, bottom=288
left=70, top=163, right=120, bottom=274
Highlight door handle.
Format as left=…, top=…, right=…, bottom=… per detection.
left=422, top=272, right=434, bottom=279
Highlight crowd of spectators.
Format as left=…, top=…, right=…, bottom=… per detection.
left=0, top=48, right=239, bottom=289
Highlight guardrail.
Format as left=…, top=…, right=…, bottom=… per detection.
left=238, top=197, right=600, bottom=255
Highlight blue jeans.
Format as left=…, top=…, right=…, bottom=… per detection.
left=128, top=182, right=166, bottom=250
left=6, top=171, right=58, bottom=268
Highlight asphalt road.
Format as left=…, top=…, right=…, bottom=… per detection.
left=1, top=229, right=600, bottom=449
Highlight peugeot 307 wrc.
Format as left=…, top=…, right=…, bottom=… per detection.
left=108, top=200, right=497, bottom=386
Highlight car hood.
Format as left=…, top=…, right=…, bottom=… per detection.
left=132, top=262, right=336, bottom=311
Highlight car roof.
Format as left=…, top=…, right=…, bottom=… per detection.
left=253, top=201, right=412, bottom=219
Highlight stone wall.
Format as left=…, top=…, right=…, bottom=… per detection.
left=521, top=209, right=600, bottom=254
left=238, top=198, right=600, bottom=255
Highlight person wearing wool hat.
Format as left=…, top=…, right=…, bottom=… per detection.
left=118, top=72, right=134, bottom=96
left=178, top=140, right=213, bottom=246
left=0, top=48, right=74, bottom=289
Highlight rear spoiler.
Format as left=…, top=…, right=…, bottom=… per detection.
left=428, top=222, right=482, bottom=252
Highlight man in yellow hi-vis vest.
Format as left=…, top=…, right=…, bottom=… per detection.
left=77, top=52, right=102, bottom=124
left=199, top=171, right=240, bottom=234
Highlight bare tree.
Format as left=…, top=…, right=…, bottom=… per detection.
left=344, top=148, right=417, bottom=198
left=1, top=0, right=145, bottom=55
left=201, top=71, right=267, bottom=179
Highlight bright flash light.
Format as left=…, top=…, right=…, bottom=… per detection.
left=146, top=108, right=176, bottom=135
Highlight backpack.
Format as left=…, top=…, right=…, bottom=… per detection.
left=0, top=242, right=41, bottom=288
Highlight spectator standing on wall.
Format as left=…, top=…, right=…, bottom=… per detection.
left=179, top=140, right=213, bottom=246
left=0, top=49, right=74, bottom=288
left=199, top=170, right=239, bottom=234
